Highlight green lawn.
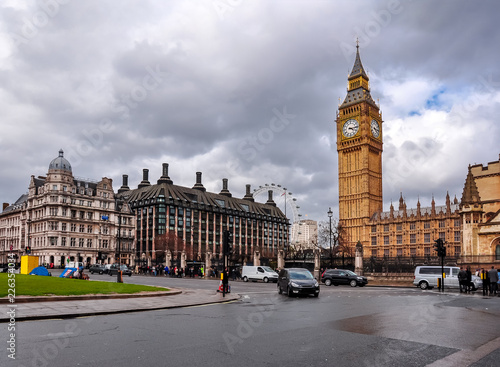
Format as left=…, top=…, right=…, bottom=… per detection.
left=0, top=273, right=169, bottom=297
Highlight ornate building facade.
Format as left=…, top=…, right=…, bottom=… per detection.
left=0, top=150, right=135, bottom=267
left=116, top=163, right=289, bottom=269
left=336, top=44, right=383, bottom=250
left=460, top=157, right=500, bottom=262
left=336, top=46, right=500, bottom=265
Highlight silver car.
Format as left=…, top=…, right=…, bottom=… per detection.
left=413, top=266, right=482, bottom=290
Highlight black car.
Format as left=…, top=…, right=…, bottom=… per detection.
left=278, top=268, right=320, bottom=297
left=321, top=269, right=368, bottom=287
left=108, top=264, right=132, bottom=277
left=89, top=264, right=107, bottom=275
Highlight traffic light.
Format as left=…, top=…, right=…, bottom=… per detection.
left=25, top=246, right=31, bottom=255
left=433, top=239, right=446, bottom=258
left=433, top=239, right=441, bottom=255
left=223, top=230, right=233, bottom=256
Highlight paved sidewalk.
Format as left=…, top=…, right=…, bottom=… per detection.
left=1, top=289, right=240, bottom=322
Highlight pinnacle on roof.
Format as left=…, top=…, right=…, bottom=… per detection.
left=461, top=165, right=481, bottom=204
left=348, top=43, right=369, bottom=81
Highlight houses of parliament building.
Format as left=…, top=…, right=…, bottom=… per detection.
left=336, top=45, right=500, bottom=266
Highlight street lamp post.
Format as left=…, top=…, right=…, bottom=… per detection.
left=116, top=199, right=123, bottom=283
left=328, top=208, right=333, bottom=268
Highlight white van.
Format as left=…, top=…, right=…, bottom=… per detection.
left=242, top=266, right=278, bottom=283
left=413, top=266, right=482, bottom=290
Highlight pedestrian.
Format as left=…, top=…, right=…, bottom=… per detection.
left=458, top=267, right=467, bottom=293
left=481, top=268, right=490, bottom=296
left=488, top=266, right=498, bottom=295
left=164, top=265, right=169, bottom=276
left=465, top=266, right=472, bottom=293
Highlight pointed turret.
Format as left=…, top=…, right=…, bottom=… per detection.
left=348, top=43, right=369, bottom=81
left=340, top=43, right=377, bottom=109
left=461, top=165, right=481, bottom=205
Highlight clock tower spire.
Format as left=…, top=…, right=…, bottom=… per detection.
left=336, top=44, right=383, bottom=252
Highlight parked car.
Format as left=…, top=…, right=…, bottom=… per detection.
left=278, top=268, right=320, bottom=297
left=241, top=266, right=278, bottom=283
left=413, top=266, right=482, bottom=290
left=108, top=264, right=132, bottom=277
left=321, top=269, right=368, bottom=287
left=89, top=264, right=107, bottom=275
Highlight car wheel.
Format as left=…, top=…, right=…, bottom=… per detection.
left=419, top=281, right=429, bottom=290
left=325, top=279, right=332, bottom=286
left=350, top=280, right=357, bottom=287
left=278, top=285, right=282, bottom=294
left=99, top=271, right=103, bottom=275
left=314, top=293, right=319, bottom=298
left=90, top=271, right=94, bottom=274
left=470, top=285, right=476, bottom=291
left=128, top=274, right=132, bottom=277
left=243, top=276, right=248, bottom=282
left=263, top=277, right=269, bottom=283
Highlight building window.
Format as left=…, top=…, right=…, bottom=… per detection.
left=410, top=234, right=416, bottom=244
left=70, top=238, right=76, bottom=247
left=384, top=236, right=389, bottom=245
left=384, top=249, right=389, bottom=257
left=371, top=226, right=376, bottom=233
left=87, top=225, right=93, bottom=233
left=103, top=240, right=108, bottom=249
left=424, top=247, right=430, bottom=256
left=71, top=224, right=76, bottom=232
left=439, top=232, right=445, bottom=240
left=384, top=225, right=389, bottom=232
left=79, top=238, right=84, bottom=247
left=439, top=220, right=445, bottom=228
left=371, top=249, right=377, bottom=257
left=455, top=246, right=461, bottom=257
left=397, top=248, right=402, bottom=256
left=87, top=239, right=92, bottom=248
left=454, top=219, right=461, bottom=227
left=410, top=222, right=416, bottom=230
left=61, top=237, right=66, bottom=247
left=371, top=236, right=377, bottom=246
left=62, top=223, right=67, bottom=231
left=454, top=231, right=460, bottom=242
left=424, top=233, right=430, bottom=243
left=410, top=247, right=416, bottom=256
left=424, top=222, right=430, bottom=229
left=79, top=225, right=85, bottom=233
left=396, top=224, right=402, bottom=231
left=396, top=235, right=402, bottom=245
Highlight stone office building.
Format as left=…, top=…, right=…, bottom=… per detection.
left=116, top=163, right=290, bottom=270
left=0, top=150, right=135, bottom=267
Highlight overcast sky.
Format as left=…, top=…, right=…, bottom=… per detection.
left=1, top=0, right=499, bottom=224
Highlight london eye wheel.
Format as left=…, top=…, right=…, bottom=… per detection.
left=252, top=183, right=303, bottom=246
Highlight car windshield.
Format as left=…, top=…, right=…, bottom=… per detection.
left=262, top=266, right=275, bottom=273
left=289, top=270, right=313, bottom=280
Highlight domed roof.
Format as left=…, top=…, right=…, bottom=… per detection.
left=49, top=149, right=72, bottom=172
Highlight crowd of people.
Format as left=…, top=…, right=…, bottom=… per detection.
left=458, top=266, right=499, bottom=296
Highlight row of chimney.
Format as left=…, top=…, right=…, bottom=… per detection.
left=118, top=163, right=277, bottom=206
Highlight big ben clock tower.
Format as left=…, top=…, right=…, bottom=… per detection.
left=337, top=44, right=383, bottom=251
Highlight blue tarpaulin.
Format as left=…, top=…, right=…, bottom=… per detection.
left=29, top=266, right=51, bottom=276
left=59, top=268, right=76, bottom=278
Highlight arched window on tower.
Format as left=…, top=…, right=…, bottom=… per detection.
left=496, top=244, right=500, bottom=260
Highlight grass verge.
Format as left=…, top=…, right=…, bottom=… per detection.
left=0, top=273, right=169, bottom=297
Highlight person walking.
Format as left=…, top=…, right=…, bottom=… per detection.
left=481, top=268, right=490, bottom=296
left=465, top=267, right=472, bottom=293
left=488, top=266, right=499, bottom=295
left=458, top=267, right=467, bottom=293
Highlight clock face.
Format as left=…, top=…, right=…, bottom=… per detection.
left=370, top=119, right=380, bottom=138
left=342, top=119, right=359, bottom=138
